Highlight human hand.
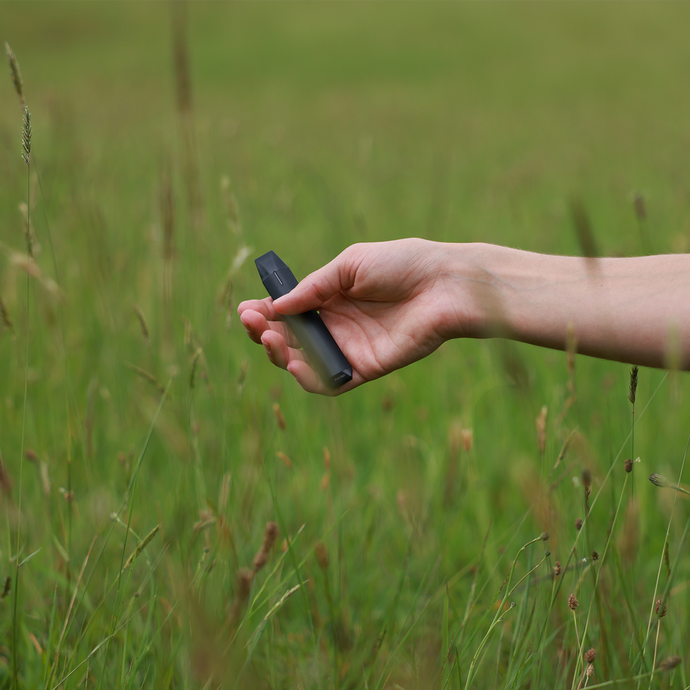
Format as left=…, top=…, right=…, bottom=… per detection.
left=238, top=239, right=480, bottom=395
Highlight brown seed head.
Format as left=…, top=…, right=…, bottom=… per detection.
left=554, top=561, right=562, bottom=577
left=4, top=42, right=25, bottom=106
left=315, top=542, right=329, bottom=570
left=461, top=428, right=473, bottom=453
left=582, top=468, right=592, bottom=488
left=0, top=294, right=13, bottom=332
left=591, top=550, right=599, bottom=562
left=236, top=567, right=253, bottom=602
left=575, top=518, right=583, bottom=531
left=540, top=531, right=550, bottom=542
left=568, top=593, right=578, bottom=610
left=624, top=458, right=633, bottom=473
left=655, top=598, right=667, bottom=618
left=628, top=366, right=638, bottom=405
left=585, top=664, right=594, bottom=678
left=273, top=403, right=286, bottom=430
left=253, top=521, right=279, bottom=572
left=584, top=648, right=596, bottom=664
left=660, top=655, right=681, bottom=672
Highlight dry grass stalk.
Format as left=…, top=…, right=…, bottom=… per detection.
left=160, top=166, right=175, bottom=261
left=0, top=294, right=13, bottom=333
left=171, top=0, right=204, bottom=230
left=0, top=575, right=10, bottom=600
left=272, top=403, right=286, bottom=431
left=276, top=451, right=292, bottom=468
left=2, top=245, right=62, bottom=300
left=189, top=347, right=203, bottom=389
left=315, top=542, right=329, bottom=570
left=218, top=245, right=252, bottom=330
left=4, top=42, right=25, bottom=106
left=124, top=361, right=166, bottom=395
left=218, top=472, right=232, bottom=514
left=0, top=452, right=12, bottom=495
left=536, top=405, right=547, bottom=455
left=133, top=303, right=150, bottom=346
left=462, top=428, right=473, bottom=453
left=221, top=175, right=243, bottom=239
left=570, top=198, right=598, bottom=259
left=39, top=460, right=51, bottom=497
left=121, top=524, right=160, bottom=573
left=253, top=522, right=279, bottom=572
left=228, top=567, right=254, bottom=630
left=19, top=202, right=40, bottom=258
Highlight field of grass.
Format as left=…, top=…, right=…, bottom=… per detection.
left=2, top=2, right=690, bottom=688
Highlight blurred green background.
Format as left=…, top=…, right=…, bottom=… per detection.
left=2, top=2, right=690, bottom=688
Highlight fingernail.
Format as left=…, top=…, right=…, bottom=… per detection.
left=262, top=340, right=271, bottom=355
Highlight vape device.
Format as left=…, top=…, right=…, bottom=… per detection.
left=255, top=251, right=353, bottom=388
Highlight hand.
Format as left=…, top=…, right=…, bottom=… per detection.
left=237, top=239, right=479, bottom=395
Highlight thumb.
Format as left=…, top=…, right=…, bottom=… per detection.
left=273, top=255, right=354, bottom=315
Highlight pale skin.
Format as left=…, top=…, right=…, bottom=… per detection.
left=237, top=239, right=690, bottom=396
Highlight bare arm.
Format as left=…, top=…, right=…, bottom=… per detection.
left=238, top=240, right=690, bottom=395
left=477, top=244, right=690, bottom=370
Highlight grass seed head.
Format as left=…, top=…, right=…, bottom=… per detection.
left=253, top=521, right=279, bottom=572
left=0, top=294, right=13, bottom=332
left=22, top=106, right=32, bottom=165
left=625, top=458, right=633, bottom=473
left=568, top=593, right=578, bottom=610
left=581, top=468, right=592, bottom=489
left=655, top=598, right=667, bottom=617
left=628, top=365, right=638, bottom=405
left=4, top=42, right=25, bottom=106
left=575, top=518, right=583, bottom=531
left=585, top=664, right=594, bottom=678
left=273, top=403, right=286, bottom=430
left=133, top=304, right=150, bottom=345
left=540, top=531, right=550, bottom=541
left=462, top=428, right=474, bottom=453
left=554, top=561, right=562, bottom=576
left=584, top=648, right=596, bottom=664
left=591, top=550, right=599, bottom=561
left=649, top=473, right=673, bottom=489
left=660, top=655, right=681, bottom=672
left=315, top=542, right=329, bottom=570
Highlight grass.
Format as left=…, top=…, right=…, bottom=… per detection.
left=1, top=1, right=690, bottom=687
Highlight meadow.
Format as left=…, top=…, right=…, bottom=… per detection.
left=1, top=2, right=690, bottom=688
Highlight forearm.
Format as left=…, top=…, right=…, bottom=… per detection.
left=456, top=243, right=690, bottom=370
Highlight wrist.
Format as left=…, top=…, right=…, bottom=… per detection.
left=431, top=242, right=508, bottom=341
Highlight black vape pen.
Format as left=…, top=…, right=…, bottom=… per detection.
left=255, top=251, right=353, bottom=388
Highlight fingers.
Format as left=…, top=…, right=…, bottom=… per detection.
left=273, top=250, right=356, bottom=315
left=238, top=300, right=300, bottom=348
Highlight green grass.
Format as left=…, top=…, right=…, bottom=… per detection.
left=2, top=2, right=690, bottom=687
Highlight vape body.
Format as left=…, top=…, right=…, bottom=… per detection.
left=255, top=251, right=353, bottom=388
